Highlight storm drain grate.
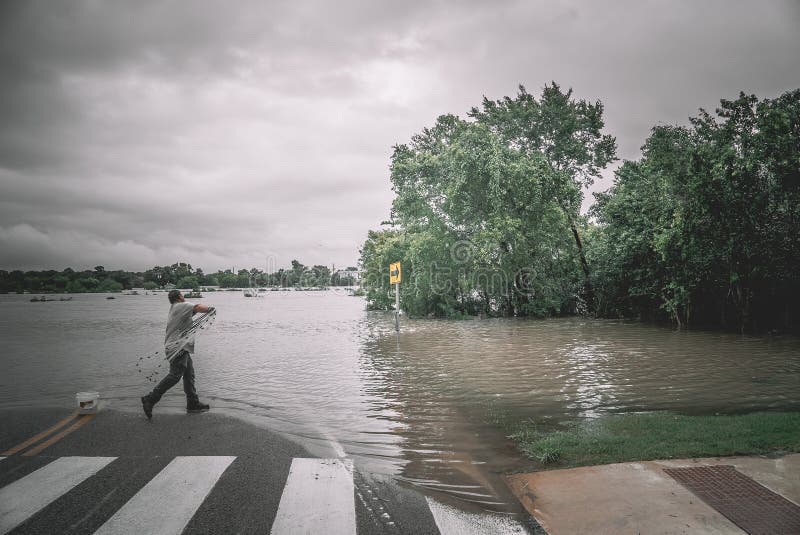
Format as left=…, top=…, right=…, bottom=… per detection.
left=664, top=465, right=800, bottom=535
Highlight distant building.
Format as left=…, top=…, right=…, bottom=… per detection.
left=334, top=269, right=362, bottom=282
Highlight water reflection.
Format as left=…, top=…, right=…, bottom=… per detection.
left=559, top=341, right=619, bottom=418
left=353, top=315, right=800, bottom=511
left=359, top=329, right=530, bottom=512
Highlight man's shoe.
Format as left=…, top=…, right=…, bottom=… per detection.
left=187, top=401, right=210, bottom=413
left=141, top=396, right=153, bottom=420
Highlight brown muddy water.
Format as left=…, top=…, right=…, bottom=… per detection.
left=1, top=291, right=798, bottom=513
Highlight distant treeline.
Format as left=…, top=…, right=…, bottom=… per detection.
left=360, top=84, right=800, bottom=334
left=0, top=260, right=360, bottom=293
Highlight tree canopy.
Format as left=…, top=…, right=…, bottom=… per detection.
left=0, top=259, right=345, bottom=293
left=590, top=90, right=800, bottom=333
left=361, top=85, right=800, bottom=333
left=362, top=83, right=613, bottom=317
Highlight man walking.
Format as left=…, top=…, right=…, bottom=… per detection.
left=141, top=289, right=214, bottom=419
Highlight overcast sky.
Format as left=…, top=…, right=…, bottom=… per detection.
left=1, top=0, right=798, bottom=272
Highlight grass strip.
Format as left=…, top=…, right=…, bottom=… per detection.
left=511, top=412, right=800, bottom=469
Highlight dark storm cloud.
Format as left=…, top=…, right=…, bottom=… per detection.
left=1, top=0, right=798, bottom=270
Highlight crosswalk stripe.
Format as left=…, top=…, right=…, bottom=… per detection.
left=0, top=456, right=116, bottom=535
left=425, top=497, right=528, bottom=535
left=93, top=456, right=235, bottom=535
left=271, top=458, right=356, bottom=535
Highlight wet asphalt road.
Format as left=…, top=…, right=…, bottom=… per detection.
left=0, top=407, right=537, bottom=534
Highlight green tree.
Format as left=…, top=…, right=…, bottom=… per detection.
left=589, top=125, right=693, bottom=322
left=590, top=89, right=800, bottom=333
left=289, top=260, right=307, bottom=287
left=367, top=108, right=584, bottom=317
left=66, top=280, right=87, bottom=293
left=309, top=265, right=331, bottom=287
left=236, top=269, right=251, bottom=288
left=470, top=83, right=617, bottom=305
left=216, top=271, right=237, bottom=288
left=97, top=278, right=122, bottom=292
left=360, top=229, right=407, bottom=311
left=176, top=275, right=200, bottom=290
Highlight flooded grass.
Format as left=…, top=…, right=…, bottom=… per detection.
left=511, top=412, right=800, bottom=469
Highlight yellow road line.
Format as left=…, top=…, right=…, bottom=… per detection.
left=22, top=415, right=96, bottom=457
left=1, top=411, right=80, bottom=456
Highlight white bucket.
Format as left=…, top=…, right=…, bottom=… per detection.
left=76, top=391, right=100, bottom=414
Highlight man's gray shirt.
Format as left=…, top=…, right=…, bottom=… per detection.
left=165, top=301, right=195, bottom=357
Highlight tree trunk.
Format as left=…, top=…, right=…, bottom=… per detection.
left=569, top=219, right=594, bottom=310
left=674, top=307, right=683, bottom=330
left=685, top=296, right=691, bottom=329
left=570, top=221, right=590, bottom=280
left=506, top=284, right=514, bottom=317
left=740, top=287, right=751, bottom=334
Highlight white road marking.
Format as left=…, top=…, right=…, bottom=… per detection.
left=0, top=456, right=116, bottom=535
left=318, top=429, right=347, bottom=459
left=93, top=456, right=235, bottom=535
left=425, top=497, right=528, bottom=535
left=271, top=458, right=356, bottom=535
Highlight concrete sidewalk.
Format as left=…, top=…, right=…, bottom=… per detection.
left=506, top=454, right=800, bottom=535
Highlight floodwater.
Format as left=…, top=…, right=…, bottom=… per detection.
left=1, top=291, right=798, bottom=513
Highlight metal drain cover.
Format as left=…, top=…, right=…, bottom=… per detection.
left=664, top=465, right=800, bottom=535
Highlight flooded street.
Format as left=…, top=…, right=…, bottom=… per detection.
left=1, top=291, right=798, bottom=513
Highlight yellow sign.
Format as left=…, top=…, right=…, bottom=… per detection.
left=389, top=262, right=402, bottom=284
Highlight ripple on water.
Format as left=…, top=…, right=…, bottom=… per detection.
left=1, top=293, right=799, bottom=511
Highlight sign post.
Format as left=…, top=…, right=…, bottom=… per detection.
left=389, top=262, right=402, bottom=332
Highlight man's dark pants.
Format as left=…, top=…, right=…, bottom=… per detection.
left=144, top=351, right=199, bottom=406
